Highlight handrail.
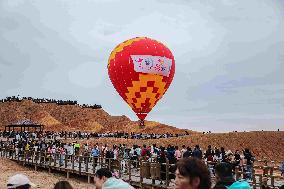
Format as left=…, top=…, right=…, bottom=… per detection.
left=0, top=147, right=283, bottom=188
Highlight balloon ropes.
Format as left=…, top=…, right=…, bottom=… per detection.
left=108, top=37, right=175, bottom=128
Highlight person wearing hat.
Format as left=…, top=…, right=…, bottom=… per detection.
left=7, top=174, right=36, bottom=189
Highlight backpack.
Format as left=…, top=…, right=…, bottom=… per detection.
left=193, top=149, right=202, bottom=159
left=183, top=151, right=190, bottom=158
left=133, top=150, right=138, bottom=157
left=146, top=149, right=151, bottom=156
left=226, top=181, right=251, bottom=189
left=153, top=148, right=159, bottom=154
left=106, top=150, right=114, bottom=158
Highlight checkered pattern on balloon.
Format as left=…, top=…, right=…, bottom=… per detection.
left=108, top=37, right=175, bottom=126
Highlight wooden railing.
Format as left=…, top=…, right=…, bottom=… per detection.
left=0, top=148, right=283, bottom=189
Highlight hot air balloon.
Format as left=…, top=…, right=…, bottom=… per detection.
left=108, top=37, right=175, bottom=128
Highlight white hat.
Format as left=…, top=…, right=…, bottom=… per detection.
left=7, top=174, right=36, bottom=188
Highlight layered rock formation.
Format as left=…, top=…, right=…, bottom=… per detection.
left=0, top=100, right=190, bottom=134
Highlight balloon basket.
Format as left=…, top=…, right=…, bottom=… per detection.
left=139, top=120, right=145, bottom=129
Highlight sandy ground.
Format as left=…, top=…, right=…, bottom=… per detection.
left=0, top=158, right=95, bottom=189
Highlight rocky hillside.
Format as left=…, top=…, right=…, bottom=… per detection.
left=0, top=100, right=191, bottom=134
left=1, top=100, right=283, bottom=161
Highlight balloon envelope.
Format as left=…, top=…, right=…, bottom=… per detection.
left=108, top=37, right=175, bottom=121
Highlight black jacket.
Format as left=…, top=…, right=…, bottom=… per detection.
left=244, top=151, right=254, bottom=165
left=183, top=150, right=192, bottom=158
left=213, top=177, right=235, bottom=189
left=193, top=148, right=202, bottom=159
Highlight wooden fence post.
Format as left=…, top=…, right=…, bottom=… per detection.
left=128, top=160, right=132, bottom=182
left=13, top=149, right=15, bottom=159
left=79, top=156, right=82, bottom=174
left=92, top=157, right=96, bottom=173
left=49, top=153, right=52, bottom=167
left=54, top=153, right=57, bottom=167
left=72, top=155, right=75, bottom=170
left=108, top=158, right=111, bottom=169
left=88, top=175, right=91, bottom=184
left=166, top=159, right=169, bottom=187
left=5, top=148, right=7, bottom=158
left=24, top=151, right=27, bottom=165
left=118, top=158, right=122, bottom=179
left=17, top=150, right=20, bottom=162
left=43, top=152, right=47, bottom=168
left=270, top=167, right=274, bottom=187
left=252, top=165, right=256, bottom=189
left=140, top=159, right=143, bottom=189
left=259, top=173, right=263, bottom=185
left=235, top=166, right=240, bottom=180
left=31, top=152, right=34, bottom=165
left=152, top=166, right=155, bottom=187
left=85, top=156, right=89, bottom=173
left=65, top=155, right=68, bottom=168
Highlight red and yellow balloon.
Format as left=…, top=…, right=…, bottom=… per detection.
left=108, top=37, right=175, bottom=124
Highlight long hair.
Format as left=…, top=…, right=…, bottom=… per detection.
left=176, top=157, right=211, bottom=189
left=54, top=181, right=73, bottom=189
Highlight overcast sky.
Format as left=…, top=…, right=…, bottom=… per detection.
left=1, top=0, right=284, bottom=132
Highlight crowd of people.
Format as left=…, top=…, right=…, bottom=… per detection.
left=7, top=159, right=282, bottom=189
left=1, top=130, right=256, bottom=180
left=0, top=114, right=282, bottom=188
left=0, top=96, right=102, bottom=109
left=0, top=130, right=189, bottom=140
left=1, top=131, right=284, bottom=189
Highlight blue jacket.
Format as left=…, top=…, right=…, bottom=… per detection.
left=103, top=178, right=134, bottom=189
left=91, top=148, right=100, bottom=157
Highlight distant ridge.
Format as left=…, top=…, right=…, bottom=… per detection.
left=0, top=99, right=192, bottom=134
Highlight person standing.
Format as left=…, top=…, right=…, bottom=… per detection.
left=193, top=145, right=202, bottom=159
left=181, top=145, right=187, bottom=158
left=58, top=144, right=65, bottom=166
left=205, top=145, right=214, bottom=162
left=243, top=148, right=254, bottom=180
left=74, top=142, right=80, bottom=156
left=220, top=147, right=227, bottom=162
left=183, top=147, right=193, bottom=158
left=234, top=150, right=241, bottom=167
left=174, top=146, right=182, bottom=161
left=91, top=144, right=100, bottom=167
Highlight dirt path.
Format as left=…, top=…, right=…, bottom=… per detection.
left=0, top=158, right=94, bottom=189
